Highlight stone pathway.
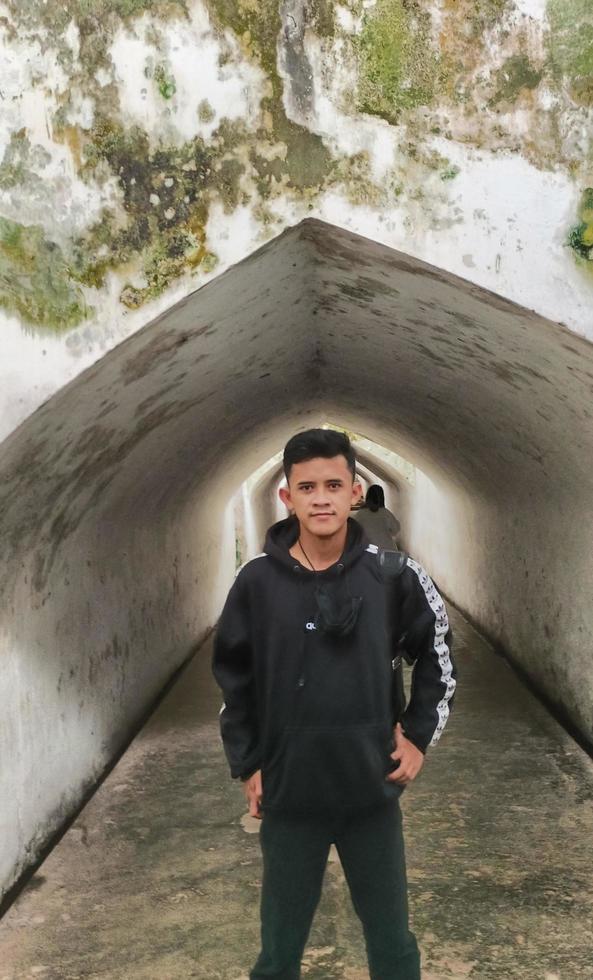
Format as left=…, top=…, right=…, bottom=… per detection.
left=1, top=609, right=593, bottom=979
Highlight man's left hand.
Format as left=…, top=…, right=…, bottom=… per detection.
left=386, top=723, right=424, bottom=785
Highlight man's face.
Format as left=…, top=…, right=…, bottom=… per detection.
left=280, top=456, right=362, bottom=538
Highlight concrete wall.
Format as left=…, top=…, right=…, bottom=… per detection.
left=408, top=471, right=593, bottom=735
left=2, top=0, right=593, bottom=905
left=2, top=220, right=592, bottom=902
left=0, top=495, right=237, bottom=898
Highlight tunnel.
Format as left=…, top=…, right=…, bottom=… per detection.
left=1, top=217, right=593, bottom=912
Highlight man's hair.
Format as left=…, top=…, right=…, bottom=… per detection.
left=283, top=429, right=356, bottom=481
left=365, top=484, right=385, bottom=512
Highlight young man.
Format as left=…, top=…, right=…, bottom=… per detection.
left=213, top=429, right=456, bottom=980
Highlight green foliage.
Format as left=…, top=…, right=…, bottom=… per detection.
left=567, top=222, right=591, bottom=260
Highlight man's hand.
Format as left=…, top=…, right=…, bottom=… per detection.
left=386, top=723, right=424, bottom=786
left=242, top=769, right=263, bottom=818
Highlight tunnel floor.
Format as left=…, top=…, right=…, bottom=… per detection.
left=1, top=609, right=593, bottom=980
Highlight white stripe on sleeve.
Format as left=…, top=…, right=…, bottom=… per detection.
left=406, top=557, right=456, bottom=746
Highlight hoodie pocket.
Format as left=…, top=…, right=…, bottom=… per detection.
left=262, top=723, right=394, bottom=811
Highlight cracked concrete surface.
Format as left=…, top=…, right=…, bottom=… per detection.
left=1, top=607, right=593, bottom=979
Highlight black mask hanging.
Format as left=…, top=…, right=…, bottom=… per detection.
left=313, top=582, right=363, bottom=637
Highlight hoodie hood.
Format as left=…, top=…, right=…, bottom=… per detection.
left=264, top=515, right=368, bottom=574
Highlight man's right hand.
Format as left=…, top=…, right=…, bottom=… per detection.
left=242, top=769, right=263, bottom=818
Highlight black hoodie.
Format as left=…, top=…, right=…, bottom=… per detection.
left=212, top=517, right=456, bottom=812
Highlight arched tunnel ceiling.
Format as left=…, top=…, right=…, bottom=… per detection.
left=1, top=218, right=592, bottom=594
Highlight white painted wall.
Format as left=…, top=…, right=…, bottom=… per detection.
left=0, top=495, right=236, bottom=897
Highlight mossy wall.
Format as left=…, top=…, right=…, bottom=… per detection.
left=0, top=0, right=592, bottom=436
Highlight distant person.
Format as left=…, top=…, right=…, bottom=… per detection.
left=353, top=484, right=401, bottom=550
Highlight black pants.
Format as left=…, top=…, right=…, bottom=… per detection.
left=250, top=799, right=420, bottom=980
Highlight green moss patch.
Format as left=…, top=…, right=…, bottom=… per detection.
left=0, top=217, right=88, bottom=331
left=468, top=0, right=510, bottom=31
left=440, top=164, right=460, bottom=181
left=547, top=0, right=593, bottom=106
left=205, top=0, right=281, bottom=79
left=355, top=0, right=440, bottom=124
left=4, top=0, right=188, bottom=97
left=153, top=63, right=177, bottom=100
left=70, top=116, right=242, bottom=306
left=10, top=0, right=187, bottom=26
left=491, top=55, right=543, bottom=105
left=204, top=0, right=332, bottom=189
left=197, top=99, right=216, bottom=123
left=0, top=130, right=51, bottom=189
left=567, top=188, right=593, bottom=263
left=310, top=0, right=336, bottom=38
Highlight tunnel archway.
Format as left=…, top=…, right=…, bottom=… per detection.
left=1, top=217, right=593, bottom=900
